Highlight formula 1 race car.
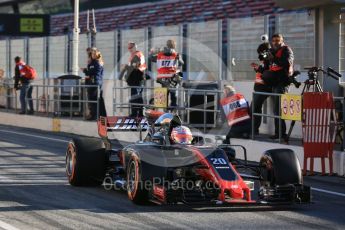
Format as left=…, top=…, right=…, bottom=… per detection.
left=65, top=112, right=311, bottom=205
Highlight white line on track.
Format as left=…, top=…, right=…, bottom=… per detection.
left=0, top=219, right=20, bottom=230
left=312, top=187, right=345, bottom=197
left=0, top=129, right=69, bottom=143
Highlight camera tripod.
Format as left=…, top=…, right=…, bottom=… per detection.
left=285, top=67, right=340, bottom=143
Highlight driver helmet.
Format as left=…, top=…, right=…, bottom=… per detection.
left=171, top=126, right=193, bottom=144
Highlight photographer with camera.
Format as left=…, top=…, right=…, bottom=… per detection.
left=263, top=33, right=294, bottom=139
left=250, top=37, right=272, bottom=135
left=149, top=39, right=184, bottom=107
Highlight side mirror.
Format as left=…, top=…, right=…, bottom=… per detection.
left=191, top=136, right=205, bottom=145
left=219, top=146, right=236, bottom=161
left=170, top=114, right=182, bottom=128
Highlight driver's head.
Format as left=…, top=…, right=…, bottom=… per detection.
left=171, top=126, right=193, bottom=144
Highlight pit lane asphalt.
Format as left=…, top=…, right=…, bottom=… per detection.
left=0, top=124, right=345, bottom=230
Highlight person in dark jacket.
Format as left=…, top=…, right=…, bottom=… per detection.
left=81, top=48, right=106, bottom=120
left=14, top=56, right=34, bottom=115
left=250, top=42, right=272, bottom=134
left=262, top=34, right=294, bottom=139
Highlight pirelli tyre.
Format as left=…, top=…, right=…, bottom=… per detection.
left=126, top=155, right=148, bottom=204
left=260, top=148, right=302, bottom=186
left=66, top=137, right=107, bottom=186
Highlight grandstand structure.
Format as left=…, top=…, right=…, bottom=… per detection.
left=50, top=0, right=282, bottom=35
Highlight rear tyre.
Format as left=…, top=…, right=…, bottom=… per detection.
left=260, top=148, right=302, bottom=186
left=126, top=155, right=148, bottom=204
left=66, top=137, right=107, bottom=186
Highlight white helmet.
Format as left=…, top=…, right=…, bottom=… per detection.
left=170, top=126, right=193, bottom=144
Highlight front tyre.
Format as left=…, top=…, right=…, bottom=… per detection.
left=260, top=148, right=302, bottom=186
left=258, top=149, right=311, bottom=203
left=126, top=155, right=148, bottom=204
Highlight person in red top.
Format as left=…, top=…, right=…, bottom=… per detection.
left=220, top=85, right=251, bottom=144
left=149, top=39, right=184, bottom=107
left=14, top=56, right=34, bottom=115
left=120, top=42, right=147, bottom=117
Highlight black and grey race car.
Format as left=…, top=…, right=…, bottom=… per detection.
left=65, top=112, right=311, bottom=205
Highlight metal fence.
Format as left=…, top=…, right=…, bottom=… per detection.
left=251, top=91, right=345, bottom=150
left=1, top=82, right=223, bottom=132
left=112, top=85, right=222, bottom=133
left=0, top=82, right=100, bottom=120
left=1, top=80, right=344, bottom=149
left=0, top=81, right=18, bottom=111
left=251, top=91, right=283, bottom=142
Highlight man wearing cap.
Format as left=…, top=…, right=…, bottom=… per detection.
left=120, top=42, right=147, bottom=117
left=220, top=85, right=251, bottom=144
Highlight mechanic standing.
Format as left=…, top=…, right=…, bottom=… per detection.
left=81, top=48, right=106, bottom=120
left=263, top=34, right=294, bottom=139
left=220, top=85, right=251, bottom=144
left=250, top=42, right=272, bottom=135
left=149, top=39, right=184, bottom=107
left=120, top=42, right=147, bottom=117
left=14, top=56, right=35, bottom=115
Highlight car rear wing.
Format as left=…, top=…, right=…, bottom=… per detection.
left=98, top=116, right=149, bottom=138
